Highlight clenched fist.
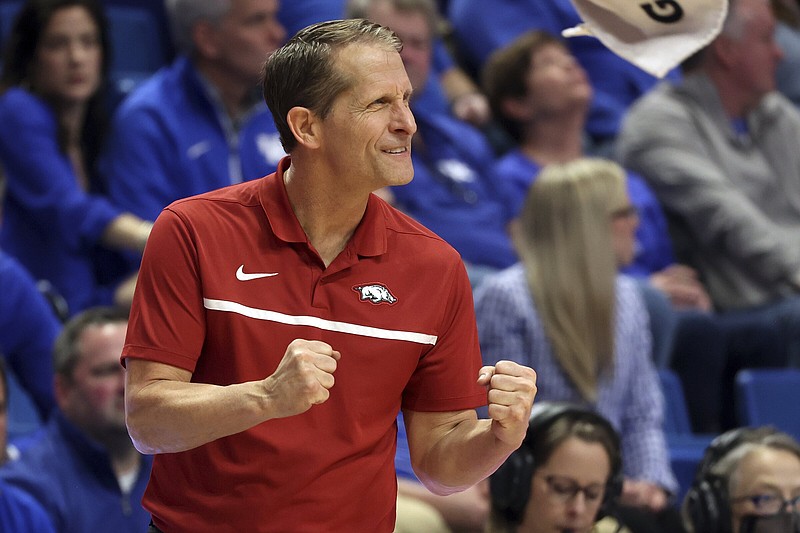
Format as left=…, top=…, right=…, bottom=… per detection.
left=263, top=339, right=341, bottom=419
left=477, top=360, right=537, bottom=448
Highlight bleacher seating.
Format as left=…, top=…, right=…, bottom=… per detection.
left=735, top=368, right=800, bottom=442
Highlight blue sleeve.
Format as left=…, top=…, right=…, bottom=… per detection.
left=0, top=480, right=57, bottom=533
left=622, top=172, right=676, bottom=277
left=98, top=103, right=183, bottom=223
left=0, top=90, right=120, bottom=250
left=0, top=252, right=59, bottom=417
left=432, top=38, right=454, bottom=74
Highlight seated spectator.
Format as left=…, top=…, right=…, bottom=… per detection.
left=346, top=0, right=516, bottom=286
left=394, top=411, right=489, bottom=532
left=618, top=0, right=800, bottom=368
left=0, top=307, right=152, bottom=533
left=474, top=159, right=683, bottom=533
left=447, top=0, right=678, bottom=154
left=0, top=250, right=60, bottom=424
left=487, top=402, right=629, bottom=533
left=482, top=30, right=786, bottom=433
left=0, top=357, right=56, bottom=533
left=99, top=0, right=287, bottom=226
left=0, top=0, right=152, bottom=316
left=683, top=426, right=800, bottom=533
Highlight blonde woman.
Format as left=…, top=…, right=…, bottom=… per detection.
left=475, top=158, right=682, bottom=533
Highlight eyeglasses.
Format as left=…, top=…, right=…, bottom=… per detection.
left=542, top=475, right=605, bottom=503
left=610, top=205, right=638, bottom=220
left=732, top=493, right=800, bottom=514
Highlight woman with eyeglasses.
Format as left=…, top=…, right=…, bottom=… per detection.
left=486, top=402, right=630, bottom=533
left=683, top=426, right=800, bottom=533
left=475, top=158, right=685, bottom=533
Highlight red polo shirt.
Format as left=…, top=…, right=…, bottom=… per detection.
left=123, top=157, right=486, bottom=532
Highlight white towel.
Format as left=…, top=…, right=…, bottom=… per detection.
left=562, top=0, right=729, bottom=78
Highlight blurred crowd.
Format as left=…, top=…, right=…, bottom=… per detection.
left=1, top=0, right=800, bottom=531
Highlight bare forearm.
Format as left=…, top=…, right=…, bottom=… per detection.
left=125, top=340, right=340, bottom=454
left=407, top=362, right=537, bottom=495
left=408, top=414, right=517, bottom=495
left=125, top=378, right=272, bottom=454
left=102, top=213, right=152, bottom=252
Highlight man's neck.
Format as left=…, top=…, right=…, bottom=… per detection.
left=283, top=163, right=369, bottom=267
left=708, top=68, right=761, bottom=119
left=194, top=59, right=254, bottom=121
left=520, top=111, right=585, bottom=165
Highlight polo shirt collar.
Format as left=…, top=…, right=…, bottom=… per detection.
left=260, top=157, right=387, bottom=259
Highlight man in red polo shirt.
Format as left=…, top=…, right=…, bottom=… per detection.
left=123, top=18, right=537, bottom=532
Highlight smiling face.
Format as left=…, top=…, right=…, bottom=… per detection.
left=315, top=43, right=417, bottom=194
left=519, top=436, right=611, bottom=533
left=30, top=5, right=102, bottom=107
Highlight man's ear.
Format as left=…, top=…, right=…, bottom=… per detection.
left=53, top=374, right=69, bottom=412
left=709, top=37, right=736, bottom=69
left=287, top=107, right=321, bottom=149
left=192, top=21, right=219, bottom=59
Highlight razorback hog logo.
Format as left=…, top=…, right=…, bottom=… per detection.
left=353, top=283, right=397, bottom=305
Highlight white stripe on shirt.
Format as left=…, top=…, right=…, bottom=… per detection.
left=203, top=298, right=438, bottom=345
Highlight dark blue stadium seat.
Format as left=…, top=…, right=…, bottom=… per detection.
left=658, top=368, right=715, bottom=505
left=735, top=368, right=800, bottom=442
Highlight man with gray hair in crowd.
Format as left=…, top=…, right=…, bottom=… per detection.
left=618, top=0, right=800, bottom=366
left=99, top=0, right=287, bottom=225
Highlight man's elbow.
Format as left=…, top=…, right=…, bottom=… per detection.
left=412, top=461, right=470, bottom=496
left=124, top=394, right=161, bottom=455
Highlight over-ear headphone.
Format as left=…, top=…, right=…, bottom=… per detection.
left=489, top=401, right=624, bottom=526
left=684, top=426, right=782, bottom=533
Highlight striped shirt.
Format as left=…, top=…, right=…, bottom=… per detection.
left=474, top=264, right=678, bottom=493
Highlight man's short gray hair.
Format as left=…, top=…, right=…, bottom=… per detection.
left=165, top=0, right=232, bottom=55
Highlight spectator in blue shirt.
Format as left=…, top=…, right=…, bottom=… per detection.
left=99, top=0, right=288, bottom=227
left=0, top=0, right=153, bottom=316
left=0, top=357, right=56, bottom=533
left=0, top=250, right=60, bottom=425
left=447, top=0, right=679, bottom=155
left=0, top=307, right=152, bottom=533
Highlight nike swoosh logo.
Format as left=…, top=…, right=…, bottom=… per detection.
left=236, top=265, right=279, bottom=281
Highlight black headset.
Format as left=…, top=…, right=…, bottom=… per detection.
left=489, top=401, right=624, bottom=526
left=684, top=426, right=783, bottom=533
